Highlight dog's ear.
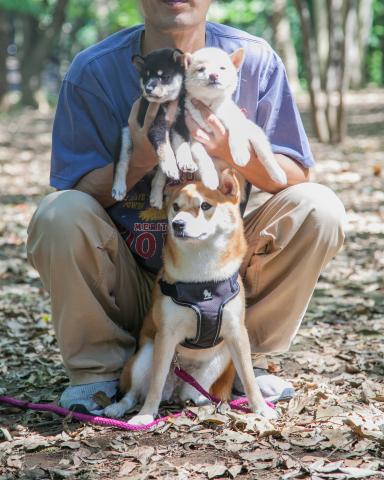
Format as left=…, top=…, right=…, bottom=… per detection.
left=219, top=169, right=240, bottom=202
left=175, top=52, right=193, bottom=71
left=229, top=48, right=245, bottom=71
left=132, top=55, right=145, bottom=73
left=163, top=183, right=183, bottom=209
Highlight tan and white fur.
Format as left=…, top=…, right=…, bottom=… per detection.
left=184, top=47, right=287, bottom=190
left=104, top=170, right=277, bottom=424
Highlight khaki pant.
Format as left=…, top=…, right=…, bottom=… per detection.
left=27, top=183, right=346, bottom=385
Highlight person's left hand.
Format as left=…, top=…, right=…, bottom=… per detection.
left=185, top=99, right=232, bottom=163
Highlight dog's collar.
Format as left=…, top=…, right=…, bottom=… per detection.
left=159, top=272, right=240, bottom=349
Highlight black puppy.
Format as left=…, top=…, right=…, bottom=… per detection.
left=112, top=48, right=195, bottom=206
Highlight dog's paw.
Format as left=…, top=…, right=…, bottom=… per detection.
left=112, top=189, right=126, bottom=201
left=270, top=167, right=287, bottom=186
left=176, top=144, right=198, bottom=173
left=128, top=414, right=155, bottom=426
left=255, top=404, right=278, bottom=420
left=112, top=180, right=127, bottom=201
left=104, top=402, right=128, bottom=419
left=161, top=162, right=180, bottom=180
left=149, top=190, right=164, bottom=209
left=229, top=140, right=251, bottom=167
left=178, top=155, right=198, bottom=173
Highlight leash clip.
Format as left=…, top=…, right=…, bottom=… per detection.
left=172, top=351, right=181, bottom=370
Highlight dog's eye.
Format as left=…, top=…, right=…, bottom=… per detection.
left=197, top=66, right=206, bottom=72
left=201, top=202, right=212, bottom=211
left=220, top=66, right=226, bottom=70
left=173, top=203, right=180, bottom=212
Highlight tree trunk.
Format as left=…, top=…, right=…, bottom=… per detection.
left=271, top=0, right=300, bottom=92
left=325, top=0, right=344, bottom=143
left=19, top=0, right=69, bottom=107
left=313, top=0, right=328, bottom=89
left=294, top=0, right=329, bottom=142
left=0, top=10, right=9, bottom=103
left=347, top=0, right=373, bottom=89
left=294, top=0, right=357, bottom=143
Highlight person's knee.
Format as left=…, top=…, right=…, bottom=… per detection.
left=27, top=190, right=109, bottom=262
left=288, top=182, right=346, bottom=247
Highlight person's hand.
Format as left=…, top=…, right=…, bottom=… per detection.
left=185, top=99, right=232, bottom=164
left=129, top=98, right=179, bottom=169
left=124, top=98, right=179, bottom=193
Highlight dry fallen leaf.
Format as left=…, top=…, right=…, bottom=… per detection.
left=118, top=460, right=137, bottom=476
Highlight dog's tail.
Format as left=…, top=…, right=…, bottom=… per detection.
left=210, top=361, right=236, bottom=401
left=248, top=122, right=287, bottom=185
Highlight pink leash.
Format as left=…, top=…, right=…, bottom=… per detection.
left=0, top=368, right=274, bottom=431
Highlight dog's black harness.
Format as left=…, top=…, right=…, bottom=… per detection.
left=159, top=272, right=240, bottom=349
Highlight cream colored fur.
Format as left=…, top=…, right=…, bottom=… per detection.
left=184, top=47, right=287, bottom=188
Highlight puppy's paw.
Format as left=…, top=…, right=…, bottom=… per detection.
left=128, top=414, right=155, bottom=426
left=270, top=167, right=287, bottom=186
left=112, top=181, right=127, bottom=201
left=149, top=190, right=164, bottom=209
left=176, top=144, right=198, bottom=172
left=161, top=162, right=180, bottom=180
left=158, top=147, right=180, bottom=180
left=230, top=141, right=251, bottom=167
left=178, top=155, right=198, bottom=173
left=104, top=402, right=128, bottom=419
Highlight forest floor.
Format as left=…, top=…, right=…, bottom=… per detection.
left=0, top=90, right=383, bottom=480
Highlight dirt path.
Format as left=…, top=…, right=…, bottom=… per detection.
left=0, top=91, right=383, bottom=479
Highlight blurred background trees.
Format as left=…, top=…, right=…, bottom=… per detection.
left=0, top=0, right=383, bottom=143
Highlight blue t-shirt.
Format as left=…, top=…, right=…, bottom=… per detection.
left=51, top=22, right=314, bottom=272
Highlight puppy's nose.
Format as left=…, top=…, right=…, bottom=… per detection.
left=209, top=73, right=219, bottom=82
left=172, top=219, right=186, bottom=233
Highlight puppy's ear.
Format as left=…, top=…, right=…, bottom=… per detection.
left=173, top=48, right=184, bottom=64
left=219, top=169, right=240, bottom=203
left=132, top=55, right=145, bottom=73
left=176, top=52, right=193, bottom=71
left=229, top=48, right=245, bottom=71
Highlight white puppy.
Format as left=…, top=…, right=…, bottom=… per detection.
left=184, top=47, right=287, bottom=189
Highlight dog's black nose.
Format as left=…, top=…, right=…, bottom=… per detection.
left=172, top=219, right=185, bottom=233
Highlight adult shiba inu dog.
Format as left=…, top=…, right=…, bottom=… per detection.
left=184, top=47, right=287, bottom=190
left=105, top=170, right=277, bottom=424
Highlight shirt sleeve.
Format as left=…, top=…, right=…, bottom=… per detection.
left=50, top=79, right=121, bottom=190
left=255, top=54, right=315, bottom=168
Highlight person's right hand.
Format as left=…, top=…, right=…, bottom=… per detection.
left=125, top=98, right=179, bottom=194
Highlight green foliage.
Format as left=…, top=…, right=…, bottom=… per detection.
left=0, top=0, right=60, bottom=18
left=366, top=0, right=384, bottom=85
left=108, top=0, right=142, bottom=31
left=1, top=0, right=383, bottom=98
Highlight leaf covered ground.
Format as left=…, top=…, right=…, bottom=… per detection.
left=0, top=91, right=383, bottom=479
